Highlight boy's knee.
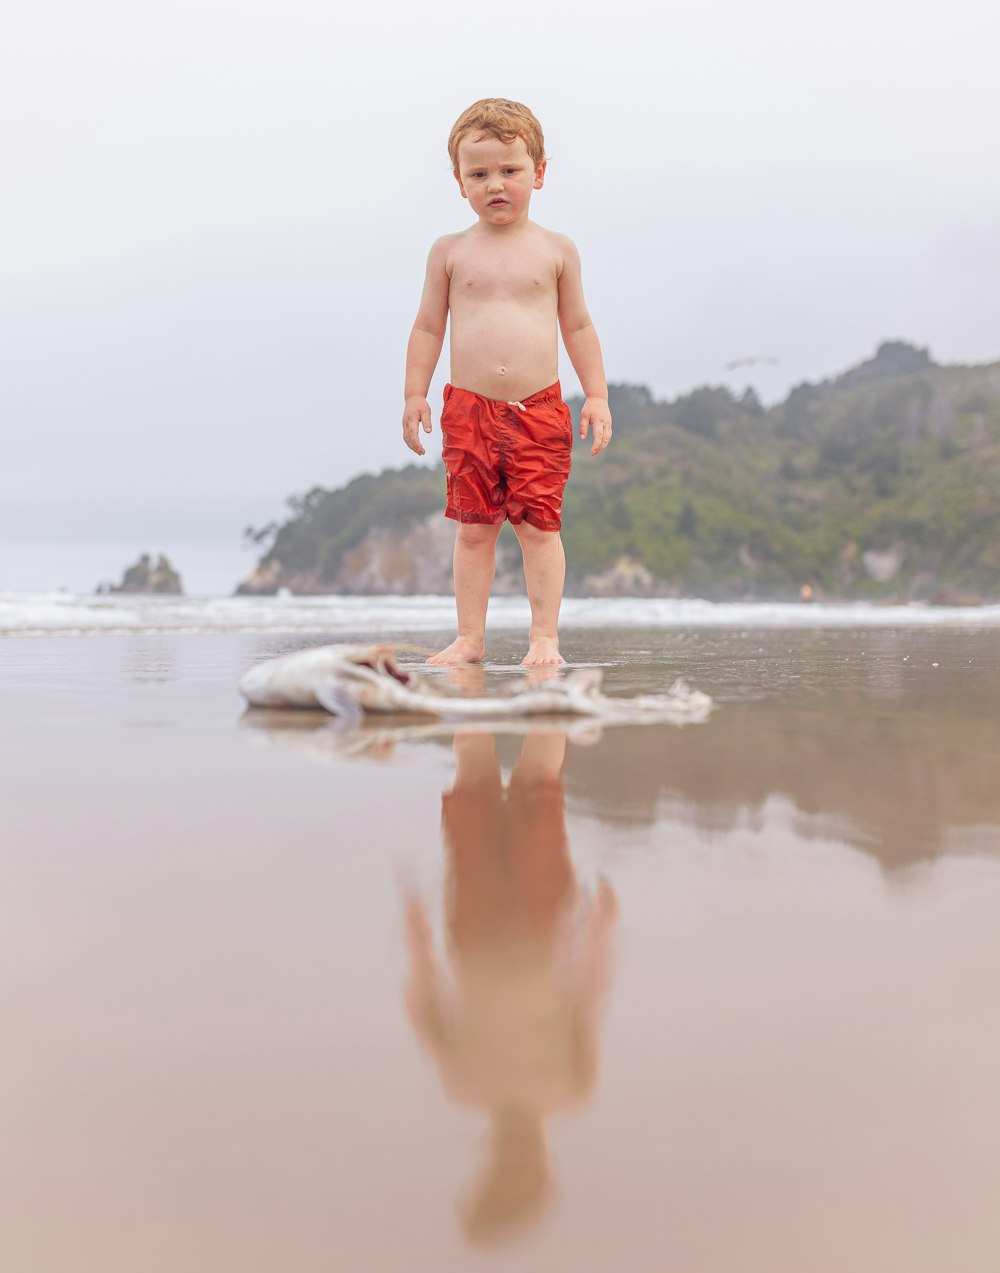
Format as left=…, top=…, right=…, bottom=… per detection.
left=456, top=520, right=502, bottom=548
left=513, top=519, right=560, bottom=545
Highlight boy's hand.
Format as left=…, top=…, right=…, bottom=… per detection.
left=403, top=396, right=433, bottom=455
left=580, top=397, right=612, bottom=455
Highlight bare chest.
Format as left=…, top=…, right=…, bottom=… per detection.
left=449, top=247, right=558, bottom=307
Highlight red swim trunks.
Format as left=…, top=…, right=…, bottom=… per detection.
left=441, top=381, right=574, bottom=532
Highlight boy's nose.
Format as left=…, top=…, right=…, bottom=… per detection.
left=487, top=177, right=504, bottom=193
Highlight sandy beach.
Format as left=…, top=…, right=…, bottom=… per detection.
left=3, top=619, right=1000, bottom=1272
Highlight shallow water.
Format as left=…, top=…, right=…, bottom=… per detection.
left=1, top=626, right=999, bottom=1271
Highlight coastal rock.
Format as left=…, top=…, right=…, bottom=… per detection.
left=235, top=557, right=287, bottom=596
left=582, top=554, right=659, bottom=598
left=927, top=587, right=982, bottom=607
left=98, top=553, right=183, bottom=595
left=236, top=513, right=527, bottom=596
left=336, top=514, right=457, bottom=594
left=237, top=517, right=458, bottom=595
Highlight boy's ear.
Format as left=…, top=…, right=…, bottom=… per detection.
left=533, top=159, right=547, bottom=190
left=453, top=170, right=468, bottom=200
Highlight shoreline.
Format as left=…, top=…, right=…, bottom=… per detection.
left=6, top=591, right=1000, bottom=639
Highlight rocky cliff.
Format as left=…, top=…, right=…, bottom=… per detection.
left=236, top=344, right=1000, bottom=600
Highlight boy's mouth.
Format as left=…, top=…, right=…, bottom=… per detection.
left=488, top=199, right=507, bottom=207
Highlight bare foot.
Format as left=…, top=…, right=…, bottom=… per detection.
left=426, top=636, right=485, bottom=666
left=521, top=636, right=565, bottom=667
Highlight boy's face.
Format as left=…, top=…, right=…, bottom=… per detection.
left=454, top=134, right=545, bottom=227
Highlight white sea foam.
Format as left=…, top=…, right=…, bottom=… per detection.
left=4, top=591, right=1000, bottom=636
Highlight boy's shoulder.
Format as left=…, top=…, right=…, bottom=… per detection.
left=528, top=223, right=581, bottom=277
left=431, top=229, right=469, bottom=249
left=426, top=229, right=466, bottom=262
left=424, top=229, right=476, bottom=276
left=526, top=223, right=581, bottom=272
left=533, top=222, right=576, bottom=249
left=431, top=222, right=577, bottom=259
left=515, top=220, right=579, bottom=256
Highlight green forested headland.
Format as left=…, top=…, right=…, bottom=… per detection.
left=238, top=342, right=1000, bottom=600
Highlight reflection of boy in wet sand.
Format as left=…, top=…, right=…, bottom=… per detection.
left=405, top=730, right=617, bottom=1247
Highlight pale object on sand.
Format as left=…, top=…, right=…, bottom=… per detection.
left=239, top=643, right=713, bottom=725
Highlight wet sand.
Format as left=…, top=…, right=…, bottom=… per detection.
left=2, top=626, right=1000, bottom=1271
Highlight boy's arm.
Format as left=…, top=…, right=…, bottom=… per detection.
left=403, top=239, right=451, bottom=456
left=404, top=897, right=452, bottom=1057
left=556, top=236, right=612, bottom=456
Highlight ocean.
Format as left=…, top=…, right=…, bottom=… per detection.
left=4, top=590, right=1000, bottom=637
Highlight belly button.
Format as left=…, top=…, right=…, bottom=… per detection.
left=499, top=366, right=506, bottom=376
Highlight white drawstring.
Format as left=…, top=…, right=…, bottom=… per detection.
left=507, top=400, right=526, bottom=411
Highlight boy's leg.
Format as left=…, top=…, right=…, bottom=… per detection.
left=427, top=521, right=502, bottom=665
left=512, top=521, right=566, bottom=667
left=511, top=730, right=568, bottom=786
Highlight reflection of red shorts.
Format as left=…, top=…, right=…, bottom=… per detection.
left=442, top=776, right=573, bottom=952
left=441, top=381, right=574, bottom=532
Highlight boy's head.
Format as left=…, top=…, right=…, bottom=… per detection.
left=447, top=99, right=545, bottom=173
left=460, top=1107, right=554, bottom=1248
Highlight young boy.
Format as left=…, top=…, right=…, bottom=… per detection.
left=402, top=98, right=612, bottom=666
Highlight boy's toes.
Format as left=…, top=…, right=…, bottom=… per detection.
left=426, top=637, right=485, bottom=665
left=521, top=638, right=565, bottom=668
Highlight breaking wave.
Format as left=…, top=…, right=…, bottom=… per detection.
left=5, top=591, right=1000, bottom=636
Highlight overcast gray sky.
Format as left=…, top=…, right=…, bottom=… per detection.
left=3, top=0, right=998, bottom=591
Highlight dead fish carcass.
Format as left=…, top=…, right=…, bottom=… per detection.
left=238, top=643, right=713, bottom=725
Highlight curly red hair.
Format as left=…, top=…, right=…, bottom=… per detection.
left=448, top=99, right=546, bottom=172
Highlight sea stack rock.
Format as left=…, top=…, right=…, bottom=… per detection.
left=99, top=553, right=184, bottom=595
